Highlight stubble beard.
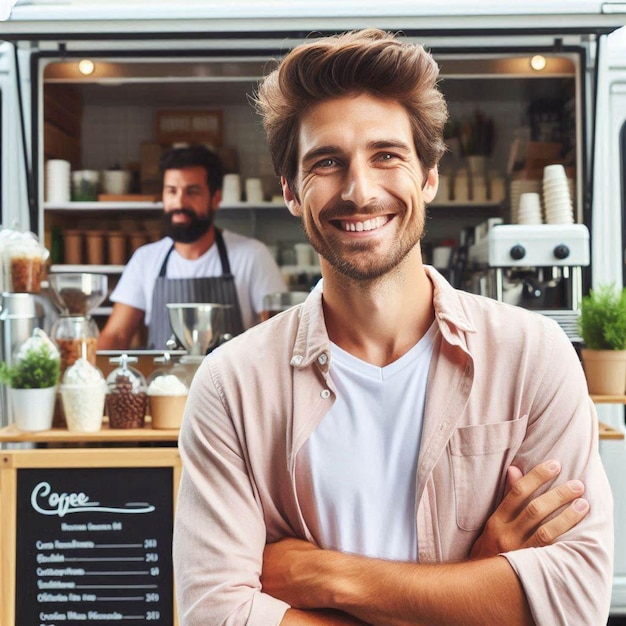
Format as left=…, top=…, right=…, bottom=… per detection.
left=302, top=198, right=425, bottom=282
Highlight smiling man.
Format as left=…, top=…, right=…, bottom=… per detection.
left=173, top=30, right=613, bottom=625
left=97, top=145, right=285, bottom=349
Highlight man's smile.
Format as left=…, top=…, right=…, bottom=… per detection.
left=334, top=215, right=392, bottom=232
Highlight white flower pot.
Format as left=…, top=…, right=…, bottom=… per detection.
left=10, top=386, right=57, bottom=431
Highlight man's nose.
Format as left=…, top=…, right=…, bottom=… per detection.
left=340, top=161, right=377, bottom=207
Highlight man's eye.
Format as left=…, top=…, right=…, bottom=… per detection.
left=315, top=158, right=337, bottom=169
left=377, top=153, right=396, bottom=162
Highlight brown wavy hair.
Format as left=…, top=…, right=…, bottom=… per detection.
left=255, top=28, right=448, bottom=194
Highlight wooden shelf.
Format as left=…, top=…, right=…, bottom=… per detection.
left=599, top=422, right=625, bottom=440
left=590, top=395, right=626, bottom=404
left=49, top=264, right=125, bottom=273
left=0, top=417, right=179, bottom=444
left=44, top=201, right=287, bottom=211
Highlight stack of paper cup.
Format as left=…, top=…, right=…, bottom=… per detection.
left=45, top=159, right=71, bottom=203
left=222, top=174, right=241, bottom=204
left=516, top=192, right=542, bottom=225
left=542, top=164, right=574, bottom=224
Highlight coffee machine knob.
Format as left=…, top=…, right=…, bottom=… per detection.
left=510, top=244, right=526, bottom=261
left=553, top=244, right=570, bottom=260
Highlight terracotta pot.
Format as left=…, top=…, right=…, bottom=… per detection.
left=581, top=349, right=626, bottom=395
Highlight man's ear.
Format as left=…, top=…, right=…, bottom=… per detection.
left=281, top=177, right=302, bottom=217
left=422, top=168, right=439, bottom=205
left=212, top=189, right=222, bottom=209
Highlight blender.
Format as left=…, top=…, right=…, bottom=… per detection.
left=48, top=272, right=108, bottom=373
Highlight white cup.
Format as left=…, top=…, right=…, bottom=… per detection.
left=45, top=159, right=71, bottom=203
left=472, top=177, right=488, bottom=203
left=222, top=174, right=241, bottom=204
left=102, top=170, right=131, bottom=195
left=454, top=173, right=470, bottom=203
left=294, top=243, right=313, bottom=267
left=517, top=192, right=543, bottom=224
left=543, top=164, right=567, bottom=181
left=245, top=178, right=264, bottom=204
left=432, top=246, right=453, bottom=269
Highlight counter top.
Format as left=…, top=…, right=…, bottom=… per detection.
left=0, top=417, right=179, bottom=443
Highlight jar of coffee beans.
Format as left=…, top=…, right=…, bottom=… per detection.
left=106, top=354, right=148, bottom=429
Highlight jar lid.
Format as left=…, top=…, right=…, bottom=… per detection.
left=106, top=353, right=146, bottom=390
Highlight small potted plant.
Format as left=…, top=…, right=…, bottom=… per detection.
left=578, top=283, right=626, bottom=395
left=0, top=329, right=61, bottom=431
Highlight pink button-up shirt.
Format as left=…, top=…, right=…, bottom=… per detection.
left=174, top=267, right=613, bottom=625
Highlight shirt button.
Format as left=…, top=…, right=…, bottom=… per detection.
left=291, top=355, right=303, bottom=366
left=320, top=389, right=331, bottom=399
left=318, top=353, right=328, bottom=365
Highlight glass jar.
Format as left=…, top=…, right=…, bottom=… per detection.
left=51, top=315, right=99, bottom=374
left=146, top=354, right=190, bottom=430
left=106, top=354, right=148, bottom=429
left=2, top=230, right=49, bottom=293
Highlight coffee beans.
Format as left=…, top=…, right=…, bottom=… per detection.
left=10, top=256, right=43, bottom=292
left=107, top=374, right=147, bottom=429
left=57, top=337, right=98, bottom=372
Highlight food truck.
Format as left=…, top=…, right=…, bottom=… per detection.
left=0, top=1, right=626, bottom=622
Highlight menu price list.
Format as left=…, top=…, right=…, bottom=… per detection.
left=16, top=467, right=174, bottom=625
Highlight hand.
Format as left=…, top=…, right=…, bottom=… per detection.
left=470, top=459, right=589, bottom=559
left=262, top=538, right=324, bottom=609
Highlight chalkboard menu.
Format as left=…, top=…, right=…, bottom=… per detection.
left=0, top=449, right=180, bottom=626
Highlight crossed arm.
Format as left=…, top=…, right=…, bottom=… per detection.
left=263, top=461, right=590, bottom=626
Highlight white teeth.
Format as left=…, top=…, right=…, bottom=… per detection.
left=341, top=216, right=388, bottom=232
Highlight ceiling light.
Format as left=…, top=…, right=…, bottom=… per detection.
left=530, top=55, right=547, bottom=71
left=78, top=59, right=95, bottom=76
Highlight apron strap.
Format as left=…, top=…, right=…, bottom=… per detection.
left=158, top=244, right=175, bottom=277
left=214, top=228, right=232, bottom=277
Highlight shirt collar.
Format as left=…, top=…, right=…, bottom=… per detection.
left=290, top=265, right=476, bottom=369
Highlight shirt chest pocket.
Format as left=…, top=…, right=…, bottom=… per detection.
left=448, top=415, right=528, bottom=531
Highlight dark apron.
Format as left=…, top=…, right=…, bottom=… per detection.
left=148, top=228, right=245, bottom=349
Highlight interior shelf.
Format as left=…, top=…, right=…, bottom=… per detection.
left=44, top=201, right=287, bottom=211
left=50, top=264, right=125, bottom=273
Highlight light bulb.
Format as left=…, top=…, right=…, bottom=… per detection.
left=530, top=55, right=547, bottom=71
left=78, top=59, right=95, bottom=76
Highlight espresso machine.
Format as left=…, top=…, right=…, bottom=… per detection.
left=467, top=222, right=590, bottom=342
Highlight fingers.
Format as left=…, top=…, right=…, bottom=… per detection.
left=505, top=465, right=524, bottom=493
left=527, top=497, right=590, bottom=547
left=499, top=460, right=562, bottom=519
left=517, top=478, right=585, bottom=528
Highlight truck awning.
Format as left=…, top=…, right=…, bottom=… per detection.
left=1, top=0, right=626, bottom=43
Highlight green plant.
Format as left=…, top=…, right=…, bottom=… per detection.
left=578, top=284, right=626, bottom=350
left=0, top=342, right=60, bottom=389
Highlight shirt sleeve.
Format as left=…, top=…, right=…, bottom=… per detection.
left=502, top=322, right=614, bottom=625
left=173, top=357, right=290, bottom=626
left=109, top=247, right=150, bottom=312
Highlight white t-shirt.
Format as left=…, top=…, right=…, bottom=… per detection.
left=110, top=230, right=286, bottom=330
left=298, top=322, right=437, bottom=561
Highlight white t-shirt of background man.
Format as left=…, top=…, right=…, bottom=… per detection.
left=110, top=230, right=286, bottom=330
left=297, top=322, right=437, bottom=561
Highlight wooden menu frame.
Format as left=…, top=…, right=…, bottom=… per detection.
left=0, top=448, right=181, bottom=626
